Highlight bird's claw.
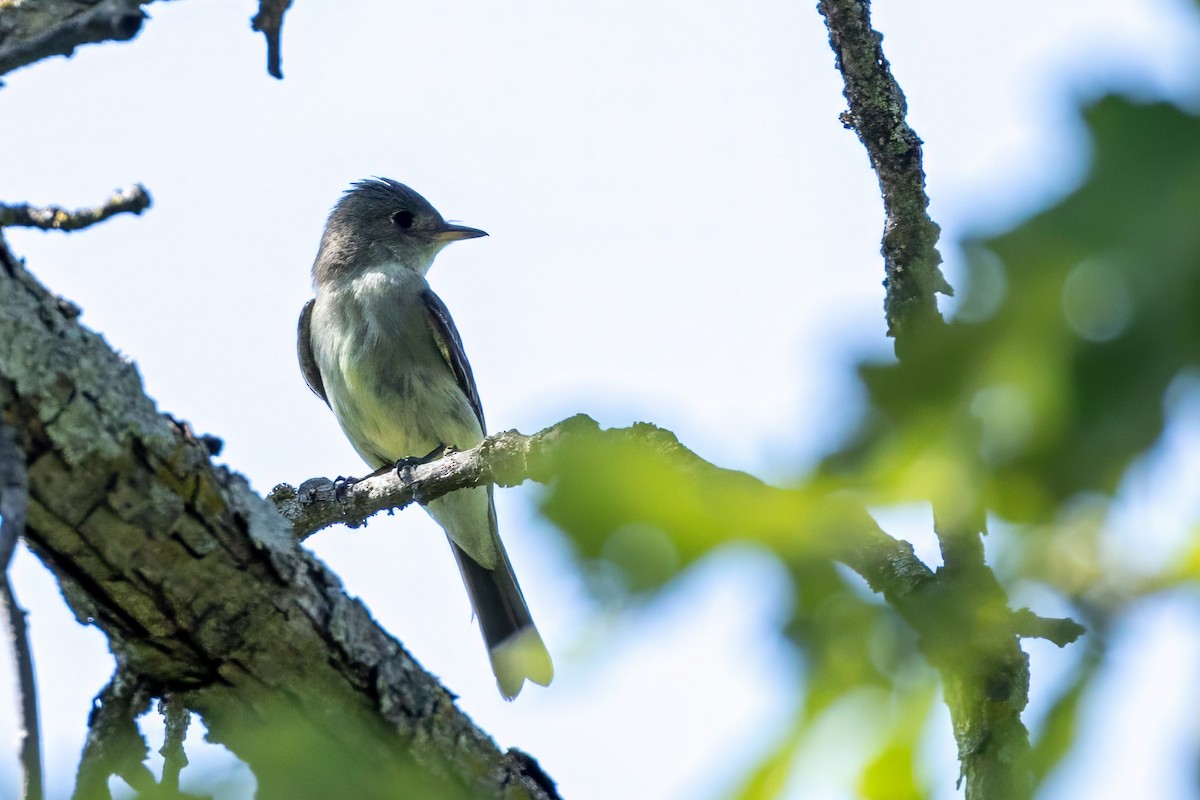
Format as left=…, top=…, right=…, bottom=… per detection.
left=333, top=475, right=359, bottom=502
left=394, top=444, right=454, bottom=474
left=395, top=445, right=457, bottom=504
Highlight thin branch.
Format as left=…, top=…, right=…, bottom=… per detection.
left=158, top=695, right=191, bottom=794
left=0, top=184, right=151, bottom=232
left=1012, top=609, right=1086, bottom=647
left=818, top=3, right=1049, bottom=798
left=271, top=415, right=938, bottom=601
left=73, top=667, right=156, bottom=800
left=0, top=408, right=43, bottom=800
left=0, top=0, right=147, bottom=80
left=817, top=0, right=951, bottom=339
left=250, top=0, right=294, bottom=80
left=270, top=414, right=595, bottom=540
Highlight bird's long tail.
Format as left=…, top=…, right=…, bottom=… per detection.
left=448, top=501, right=553, bottom=700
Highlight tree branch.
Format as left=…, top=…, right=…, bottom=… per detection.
left=73, top=665, right=157, bottom=800
left=1012, top=609, right=1086, bottom=648
left=273, top=416, right=941, bottom=613
left=158, top=694, right=192, bottom=794
left=270, top=415, right=595, bottom=540
left=0, top=185, right=152, bottom=232
left=250, top=0, right=293, bottom=80
left=817, top=0, right=951, bottom=339
left=0, top=399, right=44, bottom=800
left=817, top=4, right=1068, bottom=798
left=0, top=0, right=148, bottom=80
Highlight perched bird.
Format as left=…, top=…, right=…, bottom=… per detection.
left=297, top=178, right=553, bottom=699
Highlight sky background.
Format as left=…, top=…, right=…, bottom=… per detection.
left=3, top=1, right=1200, bottom=798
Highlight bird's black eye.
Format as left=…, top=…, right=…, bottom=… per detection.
left=391, top=210, right=415, bottom=229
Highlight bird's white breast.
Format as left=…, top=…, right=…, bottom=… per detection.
left=309, top=266, right=482, bottom=469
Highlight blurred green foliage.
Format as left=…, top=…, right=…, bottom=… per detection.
left=836, top=98, right=1200, bottom=524
left=540, top=96, right=1200, bottom=797
left=77, top=700, right=479, bottom=800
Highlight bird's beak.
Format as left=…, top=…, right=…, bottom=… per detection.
left=434, top=223, right=488, bottom=243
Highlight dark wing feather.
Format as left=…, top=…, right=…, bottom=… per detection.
left=297, top=299, right=329, bottom=406
left=422, top=288, right=485, bottom=433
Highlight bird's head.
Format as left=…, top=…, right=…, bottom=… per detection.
left=315, top=178, right=486, bottom=281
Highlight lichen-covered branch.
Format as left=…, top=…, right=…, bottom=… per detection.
left=818, top=3, right=1049, bottom=798
left=0, top=185, right=151, bottom=232
left=817, top=0, right=951, bottom=339
left=270, top=415, right=595, bottom=540
left=0, top=234, right=558, bottom=799
left=0, top=0, right=148, bottom=80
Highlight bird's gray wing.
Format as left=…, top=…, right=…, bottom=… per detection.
left=422, top=291, right=550, bottom=697
left=297, top=299, right=329, bottom=407
left=422, top=288, right=485, bottom=433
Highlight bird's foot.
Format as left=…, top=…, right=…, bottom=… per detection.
left=394, top=445, right=454, bottom=474
left=332, top=475, right=359, bottom=502
left=395, top=445, right=456, bottom=504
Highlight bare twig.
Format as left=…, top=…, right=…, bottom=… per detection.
left=0, top=408, right=43, bottom=800
left=1012, top=609, right=1087, bottom=647
left=0, top=184, right=151, bottom=232
left=73, top=667, right=156, bottom=800
left=0, top=0, right=147, bottom=80
left=250, top=0, right=294, bottom=79
left=817, top=0, right=951, bottom=339
left=158, top=695, right=191, bottom=793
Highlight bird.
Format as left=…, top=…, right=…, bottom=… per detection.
left=297, top=178, right=553, bottom=699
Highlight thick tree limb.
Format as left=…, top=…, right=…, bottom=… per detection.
left=0, top=185, right=151, bottom=232
left=0, top=234, right=559, bottom=798
left=0, top=0, right=148, bottom=80
left=817, top=0, right=951, bottom=339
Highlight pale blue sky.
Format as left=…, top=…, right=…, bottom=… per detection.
left=3, top=1, right=1200, bottom=798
